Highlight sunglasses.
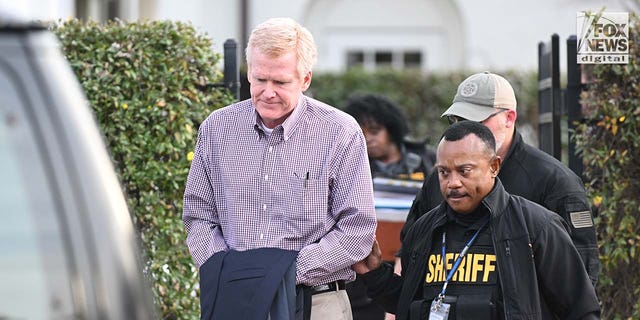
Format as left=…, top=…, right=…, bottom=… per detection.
left=446, top=108, right=510, bottom=125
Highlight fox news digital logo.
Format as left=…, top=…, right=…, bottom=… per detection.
left=577, top=12, right=629, bottom=64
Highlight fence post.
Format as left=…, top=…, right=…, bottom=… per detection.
left=566, top=35, right=584, bottom=179
left=223, top=39, right=240, bottom=101
left=537, top=33, right=562, bottom=160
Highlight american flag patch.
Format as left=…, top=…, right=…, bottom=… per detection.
left=570, top=211, right=594, bottom=228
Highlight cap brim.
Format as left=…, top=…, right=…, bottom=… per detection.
left=440, top=102, right=497, bottom=122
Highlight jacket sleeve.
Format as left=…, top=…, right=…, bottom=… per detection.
left=399, top=191, right=423, bottom=248
left=183, top=123, right=229, bottom=267
left=360, top=262, right=404, bottom=314
left=547, top=192, right=600, bottom=286
left=533, top=214, right=601, bottom=319
left=296, top=130, right=377, bottom=285
left=400, top=170, right=440, bottom=246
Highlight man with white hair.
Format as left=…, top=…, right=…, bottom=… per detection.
left=184, top=17, right=376, bottom=319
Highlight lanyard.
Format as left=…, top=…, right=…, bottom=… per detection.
left=437, top=217, right=490, bottom=301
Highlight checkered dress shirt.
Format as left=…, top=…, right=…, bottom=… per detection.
left=183, top=95, right=377, bottom=286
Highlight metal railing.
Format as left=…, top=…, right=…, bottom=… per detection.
left=198, top=38, right=240, bottom=101
left=537, top=34, right=585, bottom=179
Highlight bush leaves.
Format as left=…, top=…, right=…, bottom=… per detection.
left=53, top=19, right=234, bottom=319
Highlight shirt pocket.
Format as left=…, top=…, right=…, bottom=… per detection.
left=284, top=173, right=328, bottom=236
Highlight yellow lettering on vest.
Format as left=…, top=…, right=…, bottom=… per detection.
left=425, top=254, right=443, bottom=283
left=452, top=254, right=464, bottom=281
left=483, top=254, right=496, bottom=282
left=471, top=253, right=485, bottom=282
left=426, top=254, right=436, bottom=283
left=436, top=255, right=446, bottom=281
left=442, top=252, right=457, bottom=281
left=465, top=254, right=473, bottom=281
left=431, top=254, right=443, bottom=282
left=445, top=253, right=454, bottom=282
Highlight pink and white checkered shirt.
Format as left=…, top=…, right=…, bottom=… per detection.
left=183, top=95, right=376, bottom=286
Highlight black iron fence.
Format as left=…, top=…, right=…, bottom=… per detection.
left=537, top=34, right=585, bottom=179
left=199, top=38, right=240, bottom=101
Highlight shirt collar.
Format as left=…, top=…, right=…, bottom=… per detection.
left=281, top=94, right=306, bottom=141
left=252, top=94, right=306, bottom=141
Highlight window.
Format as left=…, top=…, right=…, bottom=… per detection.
left=404, top=51, right=422, bottom=69
left=346, top=50, right=423, bottom=70
left=0, top=62, right=75, bottom=319
left=375, top=51, right=393, bottom=67
left=347, top=51, right=364, bottom=68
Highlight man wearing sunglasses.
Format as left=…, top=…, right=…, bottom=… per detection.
left=397, top=72, right=599, bottom=286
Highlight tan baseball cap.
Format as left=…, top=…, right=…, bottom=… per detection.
left=441, top=71, right=517, bottom=122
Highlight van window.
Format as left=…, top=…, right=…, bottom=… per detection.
left=0, top=61, right=75, bottom=319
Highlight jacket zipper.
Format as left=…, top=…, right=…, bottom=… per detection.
left=490, top=212, right=512, bottom=320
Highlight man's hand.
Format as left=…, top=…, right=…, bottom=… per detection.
left=352, top=239, right=383, bottom=274
left=393, top=257, right=402, bottom=275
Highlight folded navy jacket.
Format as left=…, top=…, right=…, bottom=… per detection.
left=199, top=248, right=300, bottom=320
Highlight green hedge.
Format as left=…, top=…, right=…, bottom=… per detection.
left=575, top=13, right=640, bottom=319
left=309, top=68, right=538, bottom=147
left=52, top=19, right=234, bottom=319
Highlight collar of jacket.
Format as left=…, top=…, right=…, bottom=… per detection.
left=501, top=129, right=523, bottom=164
left=480, top=178, right=510, bottom=219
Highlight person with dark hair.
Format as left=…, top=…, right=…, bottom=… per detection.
left=343, top=94, right=436, bottom=180
left=353, top=120, right=601, bottom=320
left=343, top=94, right=435, bottom=320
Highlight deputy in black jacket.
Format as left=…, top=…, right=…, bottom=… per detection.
left=354, top=121, right=600, bottom=320
left=399, top=72, right=599, bottom=285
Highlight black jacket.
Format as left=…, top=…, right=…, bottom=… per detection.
left=370, top=141, right=437, bottom=179
left=362, top=179, right=600, bottom=320
left=400, top=130, right=600, bottom=284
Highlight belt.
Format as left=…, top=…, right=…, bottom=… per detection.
left=309, top=280, right=346, bottom=295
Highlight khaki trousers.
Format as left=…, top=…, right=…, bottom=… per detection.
left=310, top=290, right=352, bottom=320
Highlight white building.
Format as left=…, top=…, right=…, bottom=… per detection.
left=2, top=0, right=635, bottom=71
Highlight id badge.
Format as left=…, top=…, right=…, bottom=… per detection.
left=428, top=299, right=450, bottom=320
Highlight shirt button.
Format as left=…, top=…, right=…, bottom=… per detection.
left=269, top=146, right=273, bottom=153
left=263, top=204, right=267, bottom=211
left=264, top=175, right=269, bottom=180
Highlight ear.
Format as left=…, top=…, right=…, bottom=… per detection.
left=301, top=70, right=312, bottom=92
left=504, top=110, right=517, bottom=128
left=489, top=156, right=502, bottom=178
